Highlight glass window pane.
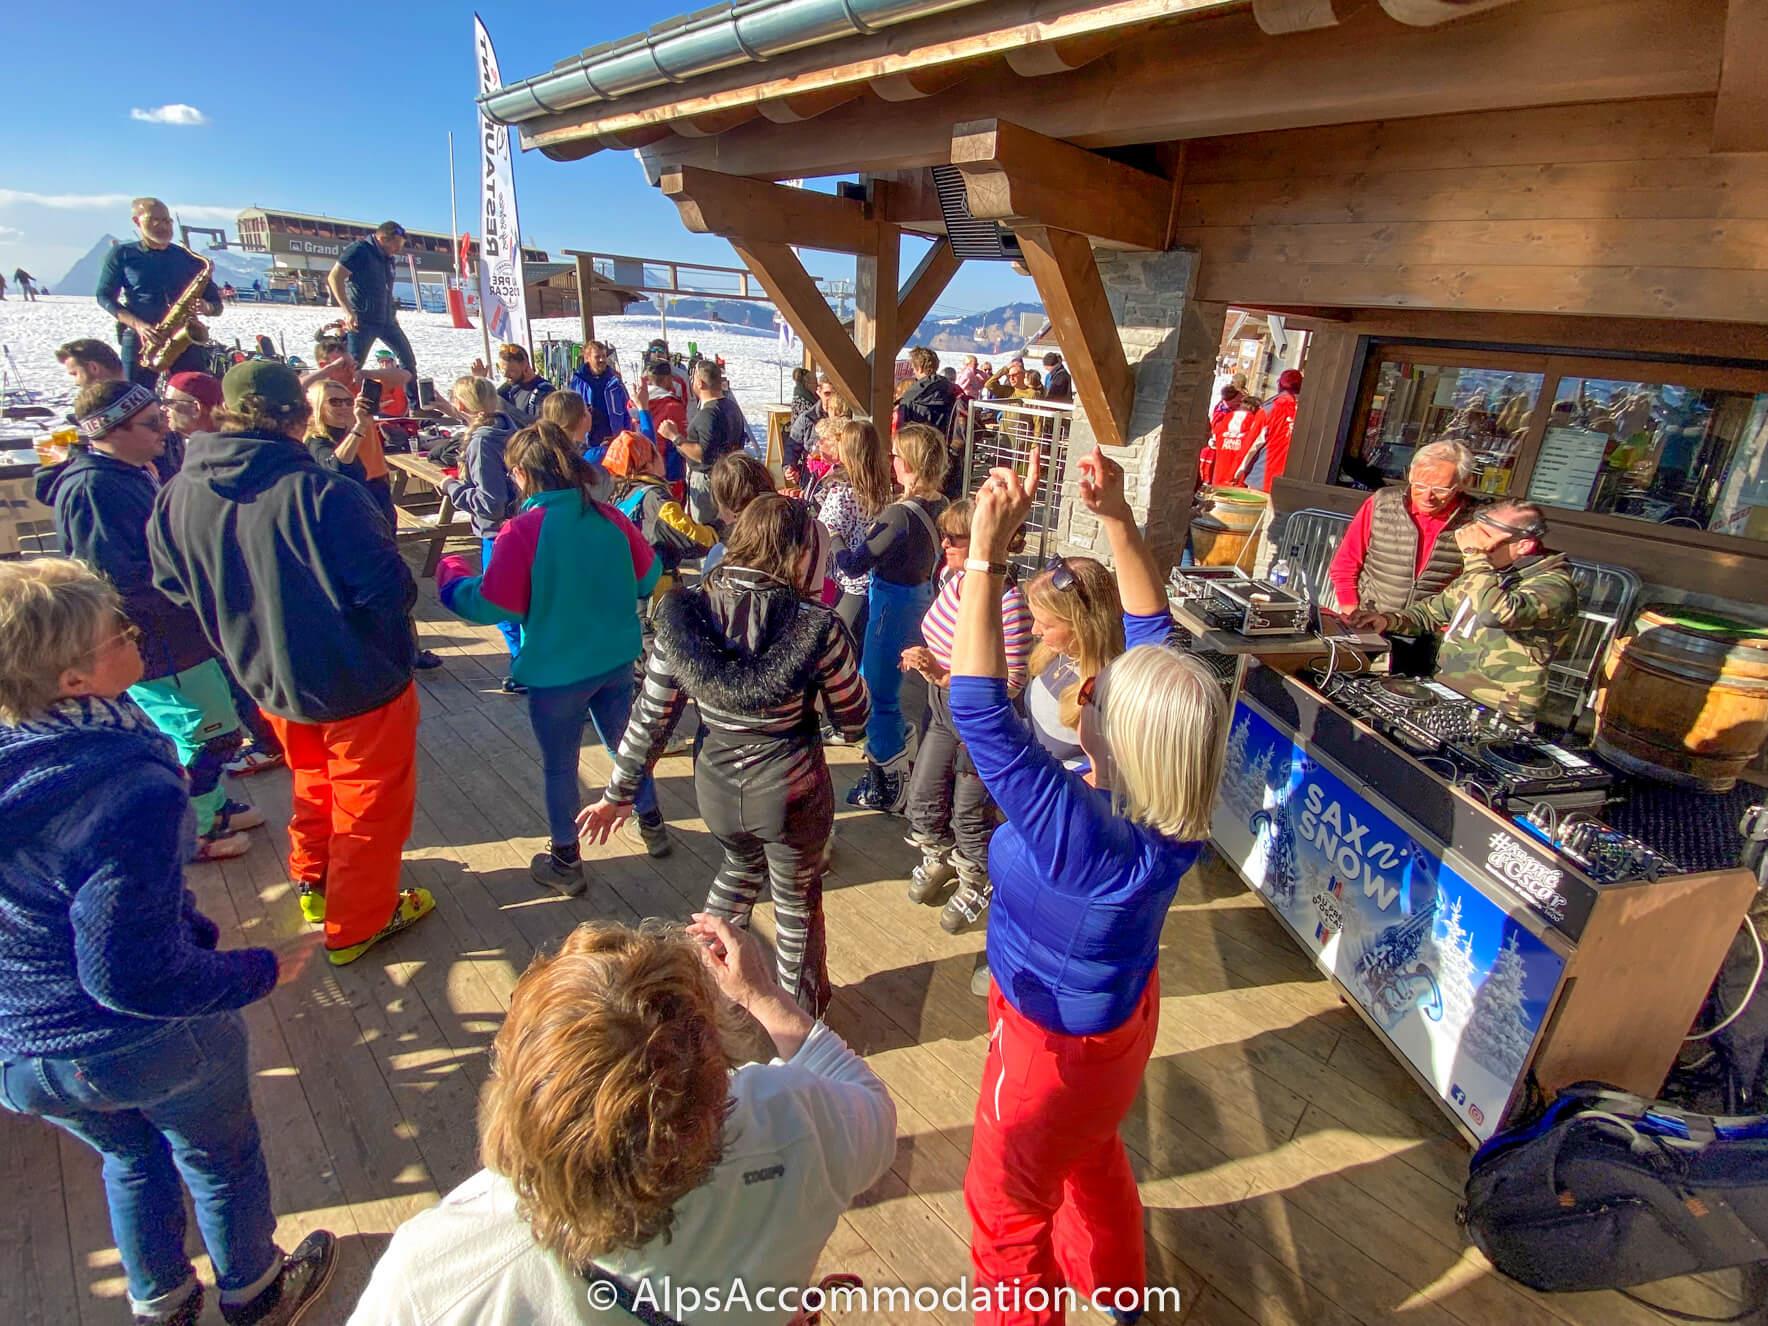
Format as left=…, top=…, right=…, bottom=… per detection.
left=1344, top=361, right=1541, bottom=496
left=1527, top=377, right=1768, bottom=542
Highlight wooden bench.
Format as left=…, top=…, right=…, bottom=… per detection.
left=386, top=451, right=472, bottom=576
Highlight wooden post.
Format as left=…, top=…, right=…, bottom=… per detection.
left=573, top=252, right=596, bottom=345
left=854, top=178, right=900, bottom=426
left=1015, top=226, right=1136, bottom=449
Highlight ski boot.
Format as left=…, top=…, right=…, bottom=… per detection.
left=906, top=833, right=957, bottom=905
left=939, top=856, right=993, bottom=935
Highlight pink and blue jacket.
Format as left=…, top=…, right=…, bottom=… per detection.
left=437, top=487, right=661, bottom=689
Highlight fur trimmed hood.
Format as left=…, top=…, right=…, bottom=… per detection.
left=653, top=571, right=836, bottom=713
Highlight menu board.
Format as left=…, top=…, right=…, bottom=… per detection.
left=1526, top=426, right=1608, bottom=508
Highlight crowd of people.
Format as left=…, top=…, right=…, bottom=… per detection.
left=0, top=189, right=1599, bottom=1325
left=6, top=227, right=1245, bottom=1320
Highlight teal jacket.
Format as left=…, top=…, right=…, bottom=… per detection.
left=436, top=488, right=660, bottom=688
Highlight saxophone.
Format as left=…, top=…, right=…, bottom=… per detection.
left=140, top=248, right=215, bottom=375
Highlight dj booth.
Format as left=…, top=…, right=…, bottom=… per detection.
left=1207, top=655, right=1758, bottom=1144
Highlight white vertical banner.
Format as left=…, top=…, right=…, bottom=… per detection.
left=474, top=14, right=530, bottom=351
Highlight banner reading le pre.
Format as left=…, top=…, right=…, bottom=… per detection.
left=474, top=15, right=530, bottom=352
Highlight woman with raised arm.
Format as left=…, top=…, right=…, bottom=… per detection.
left=948, top=446, right=1228, bottom=1326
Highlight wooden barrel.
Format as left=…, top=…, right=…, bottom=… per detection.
left=1190, top=487, right=1269, bottom=568
left=1593, top=607, right=1768, bottom=793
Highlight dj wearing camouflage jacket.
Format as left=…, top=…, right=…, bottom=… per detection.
left=1353, top=500, right=1578, bottom=723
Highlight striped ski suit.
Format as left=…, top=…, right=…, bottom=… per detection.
left=604, top=566, right=870, bottom=1013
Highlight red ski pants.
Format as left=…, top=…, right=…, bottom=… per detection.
left=964, top=973, right=1158, bottom=1326
left=265, top=685, right=419, bottom=949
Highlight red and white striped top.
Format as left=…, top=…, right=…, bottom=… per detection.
left=922, top=569, right=1035, bottom=694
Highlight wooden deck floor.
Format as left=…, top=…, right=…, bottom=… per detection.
left=2, top=575, right=1758, bottom=1326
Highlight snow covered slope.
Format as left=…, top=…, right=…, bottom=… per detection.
left=1, top=296, right=801, bottom=422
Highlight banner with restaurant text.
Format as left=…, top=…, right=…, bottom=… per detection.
left=473, top=15, right=531, bottom=351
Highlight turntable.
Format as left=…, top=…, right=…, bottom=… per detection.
left=1447, top=733, right=1614, bottom=807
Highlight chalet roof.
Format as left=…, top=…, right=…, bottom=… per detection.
left=476, top=0, right=1733, bottom=200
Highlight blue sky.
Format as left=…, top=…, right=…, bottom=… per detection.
left=1, top=1, right=1034, bottom=314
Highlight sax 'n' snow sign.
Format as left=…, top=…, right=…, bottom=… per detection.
left=474, top=14, right=530, bottom=352
left=1213, top=700, right=1567, bottom=1141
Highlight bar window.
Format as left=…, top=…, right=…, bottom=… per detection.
left=1346, top=360, right=1542, bottom=496
left=1527, top=377, right=1768, bottom=542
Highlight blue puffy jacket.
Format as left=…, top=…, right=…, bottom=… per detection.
left=0, top=697, right=276, bottom=1059
left=567, top=364, right=631, bottom=448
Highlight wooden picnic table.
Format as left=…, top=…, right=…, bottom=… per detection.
left=385, top=451, right=473, bottom=576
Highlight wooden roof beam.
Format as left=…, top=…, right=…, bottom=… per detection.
left=659, top=166, right=886, bottom=255
left=1713, top=0, right=1768, bottom=153
left=1252, top=0, right=1365, bottom=34
left=1015, top=226, right=1135, bottom=450
left=675, top=106, right=761, bottom=138
left=952, top=118, right=1174, bottom=251
left=1004, top=30, right=1125, bottom=76
left=730, top=240, right=872, bottom=414
left=1378, top=0, right=1522, bottom=23
left=869, top=60, right=980, bottom=102
left=757, top=85, right=866, bottom=125
left=634, top=0, right=1719, bottom=181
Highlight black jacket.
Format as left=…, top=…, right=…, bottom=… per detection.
left=498, top=374, right=555, bottom=425
left=34, top=448, right=213, bottom=683
left=147, top=430, right=417, bottom=723
left=896, top=376, right=960, bottom=436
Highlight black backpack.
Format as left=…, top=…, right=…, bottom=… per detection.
left=1462, top=1082, right=1768, bottom=1318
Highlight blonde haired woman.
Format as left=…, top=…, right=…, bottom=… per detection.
left=350, top=916, right=895, bottom=1324
left=302, top=377, right=373, bottom=489
left=1024, top=557, right=1129, bottom=771
left=949, top=445, right=1226, bottom=1326
left=837, top=422, right=949, bottom=813
left=0, top=558, right=336, bottom=1326
left=816, top=418, right=894, bottom=642
left=441, top=376, right=525, bottom=687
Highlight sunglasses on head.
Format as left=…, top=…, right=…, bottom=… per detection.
left=1045, top=558, right=1087, bottom=601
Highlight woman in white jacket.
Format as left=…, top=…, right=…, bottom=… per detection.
left=350, top=916, right=896, bottom=1325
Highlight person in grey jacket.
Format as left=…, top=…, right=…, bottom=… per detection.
left=441, top=376, right=524, bottom=687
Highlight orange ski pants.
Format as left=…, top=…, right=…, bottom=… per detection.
left=265, top=684, right=419, bottom=949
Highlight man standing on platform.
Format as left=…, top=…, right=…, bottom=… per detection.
left=1328, top=440, right=1480, bottom=615
left=95, top=198, right=223, bottom=386
left=148, top=361, right=435, bottom=966
left=1351, top=501, right=1578, bottom=723
left=327, top=221, right=419, bottom=383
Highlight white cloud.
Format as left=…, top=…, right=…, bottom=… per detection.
left=0, top=226, right=20, bottom=243
left=0, top=190, right=240, bottom=224
left=130, top=104, right=208, bottom=127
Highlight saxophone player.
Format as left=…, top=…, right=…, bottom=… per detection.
left=95, top=197, right=223, bottom=386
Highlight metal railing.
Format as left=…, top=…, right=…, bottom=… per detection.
left=958, top=397, right=1076, bottom=573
